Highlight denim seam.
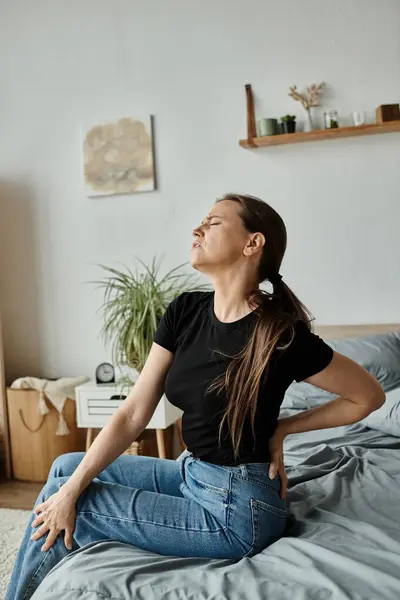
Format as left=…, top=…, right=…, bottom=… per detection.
left=186, top=468, right=230, bottom=495
left=243, top=499, right=257, bottom=558
left=232, top=472, right=279, bottom=493
left=226, top=472, right=233, bottom=529
left=254, top=498, right=260, bottom=548
left=252, top=497, right=288, bottom=518
left=21, top=544, right=55, bottom=600
left=78, top=510, right=227, bottom=532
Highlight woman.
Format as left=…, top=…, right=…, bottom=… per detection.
left=6, top=194, right=384, bottom=600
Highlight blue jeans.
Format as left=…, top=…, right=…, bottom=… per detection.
left=6, top=450, right=289, bottom=600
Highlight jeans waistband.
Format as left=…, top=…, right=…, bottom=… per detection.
left=177, top=450, right=279, bottom=483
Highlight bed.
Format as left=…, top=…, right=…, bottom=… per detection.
left=32, top=324, right=400, bottom=600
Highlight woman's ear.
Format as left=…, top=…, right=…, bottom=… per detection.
left=243, top=233, right=265, bottom=256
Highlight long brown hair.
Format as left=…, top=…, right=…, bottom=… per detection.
left=209, top=194, right=313, bottom=460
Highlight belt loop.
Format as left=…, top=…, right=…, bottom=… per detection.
left=240, top=465, right=247, bottom=477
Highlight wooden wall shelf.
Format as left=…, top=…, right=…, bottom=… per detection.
left=240, top=84, right=400, bottom=149
left=240, top=121, right=400, bottom=148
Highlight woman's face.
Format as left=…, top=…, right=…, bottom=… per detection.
left=190, top=200, right=262, bottom=274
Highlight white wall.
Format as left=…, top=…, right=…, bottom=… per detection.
left=0, top=0, right=400, bottom=381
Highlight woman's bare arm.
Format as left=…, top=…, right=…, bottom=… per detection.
left=277, top=351, right=385, bottom=437
left=61, top=343, right=173, bottom=498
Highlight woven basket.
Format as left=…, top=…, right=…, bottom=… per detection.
left=6, top=389, right=86, bottom=482
left=123, top=429, right=159, bottom=457
left=124, top=440, right=146, bottom=455
left=89, top=426, right=173, bottom=458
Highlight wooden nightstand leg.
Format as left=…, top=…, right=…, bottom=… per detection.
left=176, top=417, right=186, bottom=453
left=156, top=429, right=166, bottom=459
left=86, top=428, right=94, bottom=451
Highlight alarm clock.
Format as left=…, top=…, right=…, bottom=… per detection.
left=95, top=362, right=115, bottom=385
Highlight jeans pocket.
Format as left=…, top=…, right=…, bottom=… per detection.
left=181, top=459, right=231, bottom=527
left=244, top=498, right=288, bottom=558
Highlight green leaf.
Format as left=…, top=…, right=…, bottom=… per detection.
left=92, top=256, right=204, bottom=372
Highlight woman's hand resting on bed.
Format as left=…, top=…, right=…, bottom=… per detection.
left=30, top=487, right=78, bottom=552
left=268, top=425, right=287, bottom=499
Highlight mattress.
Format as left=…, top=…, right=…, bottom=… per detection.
left=32, top=419, right=400, bottom=600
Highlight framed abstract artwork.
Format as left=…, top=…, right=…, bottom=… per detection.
left=83, top=115, right=155, bottom=197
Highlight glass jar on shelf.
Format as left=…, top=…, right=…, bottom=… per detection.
left=324, top=110, right=339, bottom=129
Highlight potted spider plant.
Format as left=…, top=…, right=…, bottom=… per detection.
left=94, top=257, right=208, bottom=385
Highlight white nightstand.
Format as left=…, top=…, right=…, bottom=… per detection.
left=75, top=381, right=183, bottom=458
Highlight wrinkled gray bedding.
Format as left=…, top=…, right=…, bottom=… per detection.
left=32, top=418, right=400, bottom=600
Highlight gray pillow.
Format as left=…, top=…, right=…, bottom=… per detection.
left=328, top=331, right=400, bottom=391
left=362, top=386, right=400, bottom=436
left=282, top=330, right=400, bottom=411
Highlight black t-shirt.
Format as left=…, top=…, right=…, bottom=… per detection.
left=154, top=291, right=334, bottom=466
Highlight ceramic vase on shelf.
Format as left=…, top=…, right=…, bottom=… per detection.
left=304, top=108, right=313, bottom=132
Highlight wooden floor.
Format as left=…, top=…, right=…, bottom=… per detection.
left=0, top=425, right=186, bottom=510
left=0, top=479, right=42, bottom=510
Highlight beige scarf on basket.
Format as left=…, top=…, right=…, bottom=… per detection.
left=10, top=376, right=90, bottom=435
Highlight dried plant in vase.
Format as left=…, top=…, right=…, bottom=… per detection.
left=288, top=82, right=326, bottom=132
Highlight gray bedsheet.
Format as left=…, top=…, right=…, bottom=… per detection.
left=32, top=421, right=400, bottom=600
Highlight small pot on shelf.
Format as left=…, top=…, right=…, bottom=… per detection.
left=324, top=110, right=339, bottom=129
left=258, top=118, right=279, bottom=136
left=280, top=115, right=296, bottom=134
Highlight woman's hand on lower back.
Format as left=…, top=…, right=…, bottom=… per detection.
left=268, top=425, right=288, bottom=500
left=31, top=487, right=78, bottom=552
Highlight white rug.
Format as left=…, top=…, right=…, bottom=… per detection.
left=0, top=508, right=31, bottom=598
